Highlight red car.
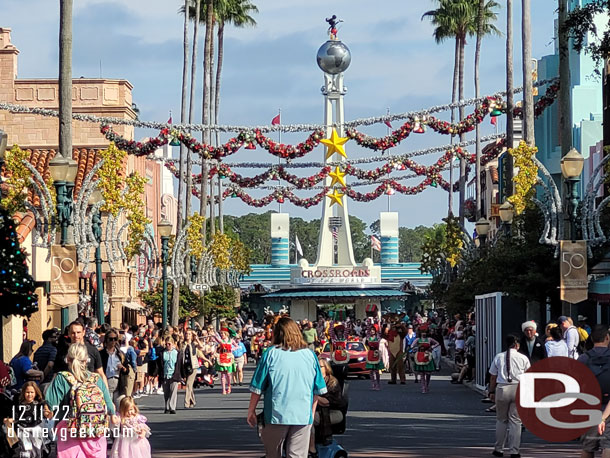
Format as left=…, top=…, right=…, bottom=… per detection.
left=319, top=341, right=368, bottom=377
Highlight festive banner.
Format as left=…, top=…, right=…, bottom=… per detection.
left=560, top=241, right=588, bottom=304
left=50, top=245, right=79, bottom=307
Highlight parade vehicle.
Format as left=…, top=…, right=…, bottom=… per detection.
left=319, top=341, right=368, bottom=377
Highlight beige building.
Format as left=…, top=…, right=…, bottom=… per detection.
left=0, top=27, right=177, bottom=360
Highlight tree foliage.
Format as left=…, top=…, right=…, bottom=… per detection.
left=140, top=284, right=202, bottom=320
left=565, top=0, right=610, bottom=73
left=203, top=285, right=237, bottom=322
left=224, top=212, right=439, bottom=264
left=432, top=206, right=610, bottom=317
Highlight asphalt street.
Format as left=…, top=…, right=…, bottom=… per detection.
left=135, top=363, right=580, bottom=458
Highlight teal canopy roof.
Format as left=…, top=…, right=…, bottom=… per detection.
left=590, top=276, right=610, bottom=295
left=263, top=289, right=409, bottom=299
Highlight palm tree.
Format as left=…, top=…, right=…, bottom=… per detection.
left=186, top=0, right=258, bottom=235
left=505, top=0, right=514, bottom=197
left=558, top=0, right=571, bottom=156
left=213, top=0, right=258, bottom=233
left=474, top=0, right=501, bottom=218
left=59, top=0, right=73, bottom=159
left=200, top=0, right=214, bottom=243
left=187, top=0, right=201, bottom=220
left=172, top=0, right=191, bottom=327
left=178, top=0, right=190, bottom=231
left=422, top=0, right=499, bottom=224
left=522, top=0, right=534, bottom=145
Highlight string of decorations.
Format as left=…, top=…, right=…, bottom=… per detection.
left=0, top=78, right=557, bottom=133
left=99, top=81, right=558, bottom=163
left=150, top=133, right=505, bottom=169
left=100, top=99, right=504, bottom=159
left=164, top=145, right=466, bottom=189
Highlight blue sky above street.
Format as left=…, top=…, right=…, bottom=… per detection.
left=3, top=0, right=558, bottom=228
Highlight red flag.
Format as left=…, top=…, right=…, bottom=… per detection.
left=271, top=114, right=281, bottom=125
left=490, top=116, right=497, bottom=126
left=384, top=120, right=392, bottom=129
left=167, top=115, right=173, bottom=124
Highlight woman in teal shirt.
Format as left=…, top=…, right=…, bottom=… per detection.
left=247, top=317, right=327, bottom=458
left=45, top=343, right=117, bottom=458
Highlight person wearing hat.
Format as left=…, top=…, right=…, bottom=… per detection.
left=329, top=322, right=349, bottom=382
left=518, top=320, right=547, bottom=364
left=558, top=316, right=580, bottom=359
left=579, top=315, right=592, bottom=336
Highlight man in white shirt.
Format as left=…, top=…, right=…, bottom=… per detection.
left=558, top=315, right=580, bottom=359
left=489, top=335, right=531, bottom=458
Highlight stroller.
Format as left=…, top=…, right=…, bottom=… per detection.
left=314, top=381, right=349, bottom=458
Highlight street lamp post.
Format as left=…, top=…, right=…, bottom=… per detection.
left=560, top=148, right=585, bottom=242
left=499, top=201, right=515, bottom=236
left=475, top=217, right=491, bottom=246
left=49, top=155, right=78, bottom=245
left=158, top=219, right=172, bottom=329
left=89, top=190, right=104, bottom=325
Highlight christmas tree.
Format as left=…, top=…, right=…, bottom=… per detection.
left=0, top=208, right=38, bottom=316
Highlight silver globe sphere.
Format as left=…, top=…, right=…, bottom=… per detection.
left=316, top=40, right=351, bottom=75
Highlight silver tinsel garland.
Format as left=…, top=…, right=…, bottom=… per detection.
left=0, top=79, right=557, bottom=133
left=22, top=160, right=56, bottom=259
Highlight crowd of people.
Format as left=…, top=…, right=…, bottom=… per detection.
left=487, top=315, right=605, bottom=458
left=0, top=307, right=473, bottom=458
left=4, top=306, right=602, bottom=458
left=0, top=316, right=254, bottom=458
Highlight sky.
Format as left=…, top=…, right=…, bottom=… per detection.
left=3, top=0, right=559, bottom=229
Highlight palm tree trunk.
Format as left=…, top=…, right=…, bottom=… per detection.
left=458, top=34, right=466, bottom=227
left=172, top=0, right=191, bottom=327
left=558, top=0, right=571, bottom=157
left=215, top=23, right=225, bottom=234
left=209, top=24, right=216, bottom=238
left=179, top=0, right=190, bottom=230
left=449, top=37, right=460, bottom=218
left=522, top=0, right=534, bottom=145
left=186, top=0, right=201, bottom=220
left=505, top=0, right=514, bottom=198
left=474, top=0, right=485, bottom=220
left=59, top=0, right=73, bottom=160
left=201, top=0, right=214, bottom=242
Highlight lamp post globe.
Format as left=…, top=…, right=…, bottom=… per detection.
left=499, top=202, right=514, bottom=224
left=475, top=217, right=491, bottom=245
left=560, top=148, right=584, bottom=179
left=560, top=148, right=584, bottom=241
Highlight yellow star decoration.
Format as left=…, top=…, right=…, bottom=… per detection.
left=327, top=188, right=344, bottom=207
left=329, top=166, right=346, bottom=187
left=321, top=129, right=349, bottom=159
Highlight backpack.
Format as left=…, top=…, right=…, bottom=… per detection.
left=60, top=371, right=108, bottom=437
left=577, top=327, right=590, bottom=355
left=584, top=348, right=610, bottom=406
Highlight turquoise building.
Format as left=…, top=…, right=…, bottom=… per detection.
left=535, top=0, right=604, bottom=185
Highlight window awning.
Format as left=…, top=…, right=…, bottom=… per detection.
left=264, top=289, right=408, bottom=300
left=590, top=276, right=610, bottom=301
left=123, top=301, right=145, bottom=310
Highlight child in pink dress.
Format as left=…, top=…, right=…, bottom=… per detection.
left=111, top=396, right=151, bottom=458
